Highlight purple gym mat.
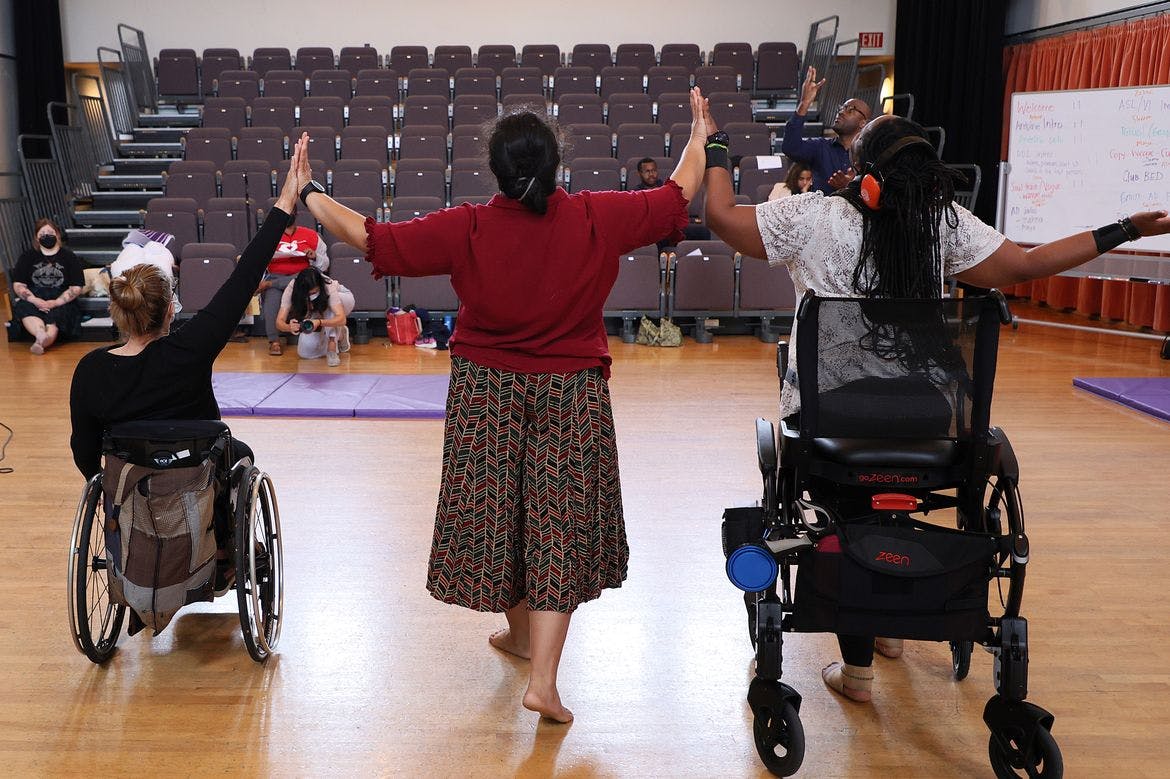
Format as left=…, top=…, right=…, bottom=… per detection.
left=253, top=373, right=382, bottom=417
left=213, top=372, right=295, bottom=416
left=1073, top=377, right=1170, bottom=422
left=354, top=374, right=450, bottom=418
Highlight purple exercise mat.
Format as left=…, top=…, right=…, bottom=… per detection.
left=213, top=372, right=295, bottom=416
left=354, top=374, right=450, bottom=418
left=1073, top=377, right=1170, bottom=422
left=253, top=373, right=382, bottom=417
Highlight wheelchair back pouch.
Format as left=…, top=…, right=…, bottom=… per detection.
left=791, top=520, right=998, bottom=642
left=102, top=455, right=219, bottom=635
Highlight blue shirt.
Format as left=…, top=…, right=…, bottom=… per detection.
left=780, top=113, right=852, bottom=195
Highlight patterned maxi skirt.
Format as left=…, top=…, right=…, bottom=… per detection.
left=427, top=356, right=629, bottom=613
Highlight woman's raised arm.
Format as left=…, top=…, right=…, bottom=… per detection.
left=292, top=132, right=369, bottom=250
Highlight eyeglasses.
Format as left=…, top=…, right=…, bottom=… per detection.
left=838, top=104, right=869, bottom=119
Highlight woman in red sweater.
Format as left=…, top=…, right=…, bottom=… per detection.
left=293, top=89, right=709, bottom=722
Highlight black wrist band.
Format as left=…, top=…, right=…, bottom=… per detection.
left=299, top=180, right=325, bottom=206
left=1118, top=217, right=1141, bottom=241
left=1092, top=221, right=1130, bottom=254
left=705, top=145, right=730, bottom=170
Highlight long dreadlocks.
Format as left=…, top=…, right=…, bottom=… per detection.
left=832, top=116, right=967, bottom=299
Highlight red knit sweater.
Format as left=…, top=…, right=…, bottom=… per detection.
left=365, top=182, right=688, bottom=377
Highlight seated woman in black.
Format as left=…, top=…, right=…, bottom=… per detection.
left=69, top=138, right=305, bottom=584
left=10, top=218, right=85, bottom=354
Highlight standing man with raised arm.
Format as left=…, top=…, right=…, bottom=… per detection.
left=781, top=67, right=871, bottom=195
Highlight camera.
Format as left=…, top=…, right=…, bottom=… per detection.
left=299, top=318, right=317, bottom=334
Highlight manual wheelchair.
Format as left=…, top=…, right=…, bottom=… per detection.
left=722, top=292, right=1062, bottom=777
left=67, top=420, right=284, bottom=664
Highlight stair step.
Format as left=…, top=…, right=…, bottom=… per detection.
left=98, top=173, right=165, bottom=189
left=72, top=208, right=145, bottom=227
left=66, top=227, right=137, bottom=243
left=118, top=141, right=184, bottom=157
left=138, top=111, right=201, bottom=128
left=90, top=190, right=161, bottom=207
left=132, top=126, right=189, bottom=143
left=74, top=249, right=121, bottom=265
left=112, top=157, right=175, bottom=175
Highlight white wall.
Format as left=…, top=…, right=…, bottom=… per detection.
left=1006, top=1, right=1146, bottom=35
left=59, top=0, right=896, bottom=62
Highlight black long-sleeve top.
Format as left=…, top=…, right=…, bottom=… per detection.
left=70, top=207, right=290, bottom=479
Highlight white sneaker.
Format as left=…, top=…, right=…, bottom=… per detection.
left=326, top=351, right=341, bottom=367
left=339, top=325, right=351, bottom=353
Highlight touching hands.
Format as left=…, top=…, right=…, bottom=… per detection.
left=828, top=168, right=856, bottom=190
left=1129, top=210, right=1170, bottom=237
left=799, top=67, right=827, bottom=112
left=293, top=132, right=314, bottom=191
left=689, top=87, right=710, bottom=141
left=275, top=135, right=306, bottom=212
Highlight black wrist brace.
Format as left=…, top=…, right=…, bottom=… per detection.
left=1093, top=218, right=1140, bottom=254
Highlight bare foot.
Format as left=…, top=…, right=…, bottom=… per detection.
left=30, top=336, right=45, bottom=355
left=875, top=638, right=904, bottom=658
left=488, top=628, right=531, bottom=660
left=523, top=687, right=574, bottom=723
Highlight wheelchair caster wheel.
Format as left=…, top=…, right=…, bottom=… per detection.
left=989, top=725, right=1062, bottom=778
left=68, top=476, right=126, bottom=663
left=951, top=640, right=973, bottom=680
left=753, top=701, right=805, bottom=776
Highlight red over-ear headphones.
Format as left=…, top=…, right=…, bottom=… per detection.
left=858, top=136, right=935, bottom=210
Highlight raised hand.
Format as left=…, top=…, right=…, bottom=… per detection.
left=689, top=86, right=709, bottom=141
left=828, top=168, right=855, bottom=190
left=293, top=132, right=314, bottom=191
left=799, top=67, right=826, bottom=113
left=1129, top=210, right=1170, bottom=237
left=275, top=137, right=303, bottom=212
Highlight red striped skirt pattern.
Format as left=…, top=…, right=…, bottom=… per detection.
left=427, top=356, right=629, bottom=613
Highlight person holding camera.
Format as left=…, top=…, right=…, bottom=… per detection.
left=260, top=207, right=329, bottom=356
left=274, top=266, right=354, bottom=366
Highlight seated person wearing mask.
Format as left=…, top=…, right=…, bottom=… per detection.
left=259, top=207, right=328, bottom=355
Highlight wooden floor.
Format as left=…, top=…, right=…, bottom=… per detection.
left=1, top=308, right=1168, bottom=778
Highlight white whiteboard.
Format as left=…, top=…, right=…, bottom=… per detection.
left=1002, top=86, right=1170, bottom=253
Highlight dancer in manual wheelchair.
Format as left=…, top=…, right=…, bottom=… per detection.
left=701, top=98, right=1170, bottom=776
left=66, top=138, right=308, bottom=663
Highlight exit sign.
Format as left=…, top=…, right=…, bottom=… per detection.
left=859, top=32, right=884, bottom=49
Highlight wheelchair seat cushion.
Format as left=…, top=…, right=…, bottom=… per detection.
left=811, top=437, right=960, bottom=469
left=104, top=419, right=230, bottom=470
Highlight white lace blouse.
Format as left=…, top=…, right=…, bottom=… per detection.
left=753, top=192, right=1007, bottom=419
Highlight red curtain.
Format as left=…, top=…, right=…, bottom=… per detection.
left=999, top=13, right=1170, bottom=328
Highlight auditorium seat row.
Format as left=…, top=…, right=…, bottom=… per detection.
left=195, top=92, right=758, bottom=134
left=160, top=155, right=784, bottom=214
left=183, top=120, right=774, bottom=164
left=157, top=43, right=801, bottom=100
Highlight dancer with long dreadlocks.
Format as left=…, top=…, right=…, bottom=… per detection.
left=701, top=106, right=1170, bottom=703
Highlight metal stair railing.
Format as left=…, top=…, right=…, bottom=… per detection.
left=118, top=23, right=157, bottom=112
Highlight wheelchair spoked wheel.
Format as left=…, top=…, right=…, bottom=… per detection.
left=989, top=725, right=1063, bottom=778
left=234, top=467, right=284, bottom=663
left=753, top=700, right=805, bottom=777
left=67, top=475, right=126, bottom=663
left=951, top=640, right=973, bottom=680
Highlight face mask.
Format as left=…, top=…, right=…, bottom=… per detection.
left=39, top=234, right=58, bottom=249
left=308, top=292, right=320, bottom=302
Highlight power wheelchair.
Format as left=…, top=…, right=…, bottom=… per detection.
left=67, top=420, right=284, bottom=663
left=721, top=292, right=1062, bottom=777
